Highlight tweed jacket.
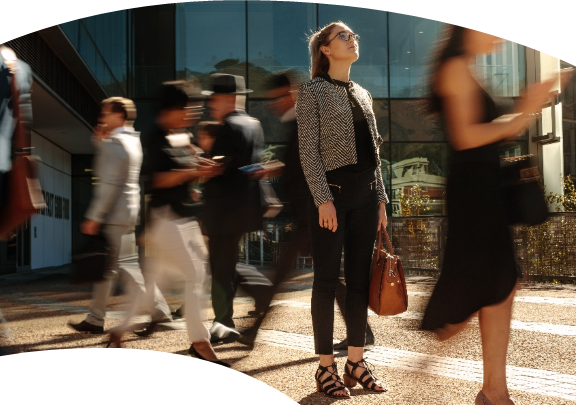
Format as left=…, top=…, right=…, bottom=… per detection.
left=296, top=76, right=389, bottom=207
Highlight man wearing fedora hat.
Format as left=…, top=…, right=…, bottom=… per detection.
left=202, top=73, right=273, bottom=343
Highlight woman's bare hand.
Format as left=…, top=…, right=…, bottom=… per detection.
left=318, top=201, right=337, bottom=232
left=378, top=203, right=388, bottom=232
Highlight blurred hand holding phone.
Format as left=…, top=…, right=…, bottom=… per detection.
left=240, top=159, right=285, bottom=180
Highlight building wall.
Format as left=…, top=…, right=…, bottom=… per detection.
left=30, top=132, right=72, bottom=270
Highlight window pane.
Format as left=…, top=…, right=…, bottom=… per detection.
left=247, top=2, right=316, bottom=97
left=474, top=41, right=526, bottom=97
left=60, top=21, right=79, bottom=48
left=319, top=5, right=388, bottom=98
left=390, top=100, right=446, bottom=141
left=389, top=14, right=444, bottom=98
left=374, top=99, right=390, bottom=142
left=391, top=143, right=448, bottom=217
left=176, top=2, right=247, bottom=89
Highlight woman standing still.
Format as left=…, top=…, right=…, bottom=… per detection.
left=421, top=26, right=565, bottom=405
left=296, top=22, right=389, bottom=399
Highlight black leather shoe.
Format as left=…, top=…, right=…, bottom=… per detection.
left=188, top=344, right=230, bottom=367
left=236, top=327, right=257, bottom=349
left=171, top=306, right=184, bottom=320
left=67, top=320, right=104, bottom=335
left=209, top=322, right=240, bottom=344
left=133, top=322, right=158, bottom=337
left=333, top=339, right=348, bottom=351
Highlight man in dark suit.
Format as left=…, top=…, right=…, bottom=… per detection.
left=202, top=73, right=272, bottom=343
left=0, top=45, right=32, bottom=355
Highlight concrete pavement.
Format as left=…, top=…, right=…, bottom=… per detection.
left=1, top=266, right=576, bottom=404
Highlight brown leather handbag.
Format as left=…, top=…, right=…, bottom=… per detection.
left=368, top=229, right=408, bottom=316
left=0, top=70, right=45, bottom=239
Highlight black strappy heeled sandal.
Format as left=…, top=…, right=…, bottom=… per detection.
left=315, top=362, right=350, bottom=399
left=343, top=358, right=387, bottom=392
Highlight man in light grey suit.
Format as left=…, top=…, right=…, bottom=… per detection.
left=68, top=97, right=171, bottom=334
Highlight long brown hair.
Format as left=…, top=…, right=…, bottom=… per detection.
left=308, top=21, right=350, bottom=79
left=426, top=25, right=468, bottom=114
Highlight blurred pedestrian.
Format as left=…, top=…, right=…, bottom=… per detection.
left=0, top=45, right=33, bottom=355
left=421, top=26, right=563, bottom=405
left=202, top=73, right=273, bottom=344
left=159, top=120, right=220, bottom=323
left=122, top=80, right=228, bottom=366
left=67, top=97, right=172, bottom=336
left=195, top=121, right=220, bottom=155
left=297, top=22, right=389, bottom=398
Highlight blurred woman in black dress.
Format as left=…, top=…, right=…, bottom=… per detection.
left=422, top=26, right=563, bottom=405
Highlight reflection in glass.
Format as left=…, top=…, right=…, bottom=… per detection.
left=564, top=122, right=576, bottom=177
left=389, top=14, right=444, bottom=98
left=60, top=12, right=127, bottom=95
left=176, top=2, right=247, bottom=89
left=318, top=4, right=388, bottom=98
left=373, top=99, right=390, bottom=142
left=247, top=2, right=316, bottom=97
left=390, top=100, right=445, bottom=141
left=391, top=143, right=448, bottom=217
left=474, top=41, right=526, bottom=97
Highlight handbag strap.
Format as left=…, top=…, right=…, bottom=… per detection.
left=377, top=229, right=395, bottom=257
left=9, top=67, right=30, bottom=153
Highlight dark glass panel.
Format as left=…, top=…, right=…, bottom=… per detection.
left=373, top=99, right=390, bottom=142
left=318, top=4, right=388, bottom=98
left=388, top=14, right=444, bottom=98
left=176, top=2, right=246, bottom=90
left=390, top=143, right=449, bottom=217
left=82, top=11, right=128, bottom=93
left=132, top=5, right=176, bottom=99
left=247, top=2, right=316, bottom=97
left=390, top=99, right=445, bottom=142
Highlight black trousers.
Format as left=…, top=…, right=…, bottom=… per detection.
left=310, top=169, right=379, bottom=354
left=242, top=197, right=311, bottom=336
left=208, top=233, right=271, bottom=328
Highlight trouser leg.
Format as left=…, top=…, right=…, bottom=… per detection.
left=309, top=198, right=346, bottom=355
left=85, top=224, right=125, bottom=327
left=343, top=201, right=379, bottom=348
left=336, top=277, right=374, bottom=341
left=209, top=233, right=242, bottom=328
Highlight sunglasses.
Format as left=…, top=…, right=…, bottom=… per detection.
left=325, top=31, right=360, bottom=45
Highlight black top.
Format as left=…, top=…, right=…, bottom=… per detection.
left=145, top=124, right=201, bottom=219
left=323, top=75, right=376, bottom=174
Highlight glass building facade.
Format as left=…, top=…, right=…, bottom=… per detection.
left=56, top=2, right=529, bottom=263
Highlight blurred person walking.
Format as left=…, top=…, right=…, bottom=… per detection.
left=115, top=80, right=229, bottom=366
left=297, top=22, right=389, bottom=398
left=67, top=97, right=172, bottom=336
left=202, top=73, right=273, bottom=344
left=0, top=45, right=33, bottom=355
left=421, top=26, right=564, bottom=405
left=237, top=71, right=308, bottom=347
